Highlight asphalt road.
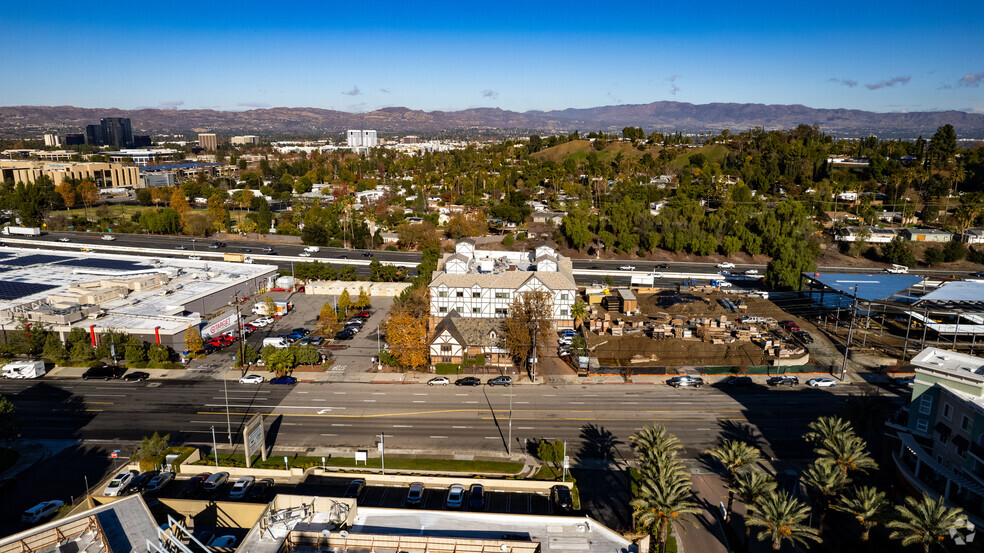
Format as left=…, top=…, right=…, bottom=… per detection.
left=0, top=378, right=906, bottom=461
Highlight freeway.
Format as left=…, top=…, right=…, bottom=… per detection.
left=0, top=378, right=905, bottom=460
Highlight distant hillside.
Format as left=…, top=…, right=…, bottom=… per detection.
left=2, top=101, right=983, bottom=138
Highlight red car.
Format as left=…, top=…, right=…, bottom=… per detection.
left=219, top=334, right=237, bottom=343
left=207, top=338, right=225, bottom=348
left=780, top=321, right=800, bottom=332
left=355, top=311, right=371, bottom=318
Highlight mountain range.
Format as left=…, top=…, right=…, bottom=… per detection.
left=2, top=102, right=983, bottom=138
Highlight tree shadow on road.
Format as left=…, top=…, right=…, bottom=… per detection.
left=574, top=423, right=623, bottom=465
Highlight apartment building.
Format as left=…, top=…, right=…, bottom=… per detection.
left=198, top=133, right=218, bottom=151
left=346, top=129, right=378, bottom=148
left=428, top=239, right=576, bottom=330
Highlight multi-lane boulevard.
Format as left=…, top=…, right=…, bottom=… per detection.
left=0, top=377, right=905, bottom=461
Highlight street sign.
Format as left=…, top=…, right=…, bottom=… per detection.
left=111, top=451, right=118, bottom=458
left=563, top=456, right=570, bottom=469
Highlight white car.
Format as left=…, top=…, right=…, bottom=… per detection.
left=144, top=472, right=174, bottom=493
left=239, top=374, right=264, bottom=384
left=807, top=377, right=837, bottom=388
left=103, top=471, right=135, bottom=496
left=716, top=262, right=735, bottom=269
left=189, top=255, right=201, bottom=260
left=21, top=500, right=64, bottom=524
left=885, top=264, right=909, bottom=274
left=745, top=269, right=759, bottom=275
left=229, top=476, right=255, bottom=499
left=101, top=235, right=116, bottom=241
left=58, top=237, right=70, bottom=242
left=619, top=265, right=635, bottom=271
left=299, top=252, right=311, bottom=257
left=446, top=484, right=466, bottom=509
left=427, top=377, right=450, bottom=386
left=253, top=317, right=274, bottom=327
left=717, top=281, right=733, bottom=288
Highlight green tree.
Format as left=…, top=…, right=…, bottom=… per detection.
left=355, top=287, right=371, bottom=310
left=536, top=439, right=565, bottom=469
left=242, top=345, right=259, bottom=365
left=571, top=300, right=587, bottom=328
left=0, top=395, right=21, bottom=445
left=882, top=235, right=917, bottom=267
left=925, top=246, right=945, bottom=266
left=927, top=124, right=957, bottom=170
left=804, top=416, right=852, bottom=446
left=42, top=334, right=68, bottom=361
left=147, top=343, right=169, bottom=363
left=137, top=431, right=170, bottom=459
left=814, top=433, right=878, bottom=477
left=735, top=470, right=777, bottom=551
left=13, top=177, right=55, bottom=226
left=747, top=489, right=822, bottom=551
left=943, top=240, right=967, bottom=263
left=125, top=343, right=147, bottom=364
left=802, top=460, right=849, bottom=534
left=706, top=440, right=761, bottom=520
left=833, top=486, right=889, bottom=542
left=888, top=494, right=967, bottom=552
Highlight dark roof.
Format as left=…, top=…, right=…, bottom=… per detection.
left=431, top=313, right=504, bottom=348
left=139, top=162, right=222, bottom=172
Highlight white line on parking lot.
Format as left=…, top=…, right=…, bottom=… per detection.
left=413, top=393, right=428, bottom=396
left=312, top=398, right=326, bottom=401
left=624, top=402, right=638, bottom=405
left=362, top=399, right=376, bottom=402
left=569, top=402, right=584, bottom=405
left=333, top=392, right=347, bottom=395
left=543, top=394, right=556, bottom=397
left=484, top=436, right=499, bottom=439
left=516, top=401, right=530, bottom=404
left=464, top=401, right=478, bottom=404
left=372, top=392, right=386, bottom=395
left=320, top=433, right=337, bottom=436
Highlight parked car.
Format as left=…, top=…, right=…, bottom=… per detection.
left=793, top=330, right=813, bottom=344
left=144, top=472, right=175, bottom=494
left=721, top=376, right=753, bottom=387
left=428, top=377, right=450, bottom=386
left=716, top=262, right=735, bottom=269
left=406, top=482, right=425, bottom=506
left=299, top=336, right=323, bottom=347
left=334, top=330, right=354, bottom=340
left=129, top=470, right=159, bottom=493
left=194, top=531, right=215, bottom=547
left=468, top=483, right=485, bottom=510
left=249, top=478, right=275, bottom=501
left=455, top=377, right=481, bottom=386
left=21, top=500, right=64, bottom=524
left=82, top=365, right=126, bottom=380
left=229, top=476, right=255, bottom=499
left=209, top=536, right=237, bottom=548
left=180, top=473, right=211, bottom=497
left=666, top=375, right=704, bottom=388
left=355, top=311, right=372, bottom=318
left=201, top=472, right=230, bottom=493
left=487, top=376, right=512, bottom=387
left=253, top=317, right=274, bottom=327
left=551, top=485, right=573, bottom=512
left=446, top=484, right=466, bottom=508
left=239, top=374, right=264, bottom=384
left=767, top=375, right=799, bottom=387
left=344, top=479, right=366, bottom=498
left=123, top=371, right=149, bottom=382
left=103, top=471, right=136, bottom=496
left=780, top=320, right=801, bottom=332
left=807, top=377, right=837, bottom=388
left=559, top=329, right=578, bottom=337
left=270, top=376, right=297, bottom=385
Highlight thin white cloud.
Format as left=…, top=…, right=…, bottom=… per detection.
left=957, top=72, right=984, bottom=88
left=342, top=85, right=362, bottom=96
left=668, top=74, right=681, bottom=95
left=481, top=89, right=498, bottom=99
left=828, top=78, right=858, bottom=88
left=237, top=102, right=270, bottom=108
left=865, top=76, right=910, bottom=90
left=156, top=100, right=184, bottom=110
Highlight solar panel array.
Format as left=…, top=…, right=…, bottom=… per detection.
left=58, top=258, right=150, bottom=271
left=0, top=254, right=71, bottom=267
left=0, top=282, right=57, bottom=301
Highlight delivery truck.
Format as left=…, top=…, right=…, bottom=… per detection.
left=252, top=300, right=292, bottom=317
left=1, top=226, right=42, bottom=236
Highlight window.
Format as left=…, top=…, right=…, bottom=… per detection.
left=495, top=308, right=508, bottom=315
left=919, top=395, right=933, bottom=415
left=916, top=419, right=929, bottom=432
left=456, top=307, right=463, bottom=313
left=472, top=291, right=481, bottom=298
left=943, top=403, right=953, bottom=421
left=440, top=345, right=451, bottom=353
left=472, top=308, right=481, bottom=313
left=561, top=293, right=569, bottom=300
left=495, top=292, right=510, bottom=299
left=962, top=415, right=972, bottom=431
left=560, top=309, right=568, bottom=316
left=439, top=291, right=448, bottom=298
left=456, top=291, right=464, bottom=297
left=439, top=307, right=447, bottom=313
left=441, top=356, right=451, bottom=363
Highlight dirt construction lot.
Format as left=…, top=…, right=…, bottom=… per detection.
left=585, top=290, right=811, bottom=368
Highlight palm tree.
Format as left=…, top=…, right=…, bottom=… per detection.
left=706, top=440, right=761, bottom=520
left=803, top=460, right=849, bottom=534
left=631, top=469, right=701, bottom=553
left=815, top=434, right=878, bottom=476
left=888, top=494, right=967, bottom=553
left=833, top=486, right=889, bottom=542
left=631, top=424, right=682, bottom=468
left=804, top=416, right=852, bottom=446
left=571, top=300, right=587, bottom=328
left=734, top=470, right=776, bottom=551
left=747, top=489, right=822, bottom=551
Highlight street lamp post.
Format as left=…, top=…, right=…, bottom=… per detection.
left=223, top=377, right=232, bottom=446
left=210, top=426, right=219, bottom=467
left=839, top=286, right=859, bottom=381
left=377, top=433, right=387, bottom=474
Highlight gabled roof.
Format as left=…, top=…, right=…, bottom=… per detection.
left=431, top=313, right=504, bottom=348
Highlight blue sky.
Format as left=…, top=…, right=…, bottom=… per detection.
left=1, top=0, right=982, bottom=114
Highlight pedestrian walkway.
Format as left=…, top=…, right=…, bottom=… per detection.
left=0, top=439, right=79, bottom=479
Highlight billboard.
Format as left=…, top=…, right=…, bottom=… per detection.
left=243, top=413, right=266, bottom=467
left=201, top=310, right=242, bottom=338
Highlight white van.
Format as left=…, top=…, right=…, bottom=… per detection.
left=303, top=246, right=320, bottom=253
left=262, top=337, right=289, bottom=349
left=21, top=500, right=63, bottom=524
left=885, top=264, right=909, bottom=274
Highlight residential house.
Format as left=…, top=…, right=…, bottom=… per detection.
left=429, top=312, right=510, bottom=370
left=834, top=226, right=898, bottom=243
left=531, top=211, right=565, bottom=225
left=906, top=228, right=954, bottom=243
left=961, top=229, right=984, bottom=245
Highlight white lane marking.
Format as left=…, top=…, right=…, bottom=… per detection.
left=362, top=399, right=376, bottom=402
left=276, top=405, right=345, bottom=409
left=543, top=394, right=556, bottom=397
left=516, top=401, right=530, bottom=404
left=518, top=426, right=536, bottom=430
left=484, top=437, right=499, bottom=439
left=297, top=391, right=309, bottom=394
left=412, top=400, right=426, bottom=403
left=431, top=436, right=448, bottom=439
left=205, top=403, right=267, bottom=408
left=413, top=393, right=428, bottom=396
left=331, top=423, right=353, bottom=427
left=569, top=402, right=584, bottom=405
left=624, top=402, right=638, bottom=405
left=464, top=401, right=479, bottom=404
left=320, top=433, right=338, bottom=437
left=452, top=426, right=470, bottom=429
left=312, top=398, right=326, bottom=402
left=392, top=425, right=414, bottom=428
left=333, top=392, right=347, bottom=395
left=372, top=392, right=386, bottom=395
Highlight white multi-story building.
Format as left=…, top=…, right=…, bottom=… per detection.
left=43, top=133, right=62, bottom=147
left=428, top=239, right=576, bottom=330
left=346, top=130, right=378, bottom=148
left=231, top=135, right=259, bottom=145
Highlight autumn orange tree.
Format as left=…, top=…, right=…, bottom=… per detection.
left=78, top=180, right=99, bottom=221
left=56, top=181, right=75, bottom=210
left=382, top=311, right=428, bottom=371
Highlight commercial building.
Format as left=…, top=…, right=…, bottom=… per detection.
left=198, top=133, right=217, bottom=151
left=231, top=135, right=259, bottom=145
left=0, top=159, right=140, bottom=189
left=86, top=117, right=134, bottom=149
left=888, top=347, right=984, bottom=526
left=0, top=247, right=277, bottom=352
left=43, top=133, right=61, bottom=147
left=428, top=239, right=576, bottom=330
left=346, top=129, right=378, bottom=148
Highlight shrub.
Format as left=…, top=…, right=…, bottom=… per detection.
left=925, top=246, right=945, bottom=266
left=943, top=240, right=967, bottom=262
left=435, top=363, right=460, bottom=374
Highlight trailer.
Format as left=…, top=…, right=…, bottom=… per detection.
left=1, top=226, right=42, bottom=236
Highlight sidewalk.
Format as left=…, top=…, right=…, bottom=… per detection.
left=0, top=439, right=79, bottom=479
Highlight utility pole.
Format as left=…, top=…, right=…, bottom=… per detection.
left=235, top=292, right=245, bottom=375
left=508, top=385, right=513, bottom=454
left=224, top=377, right=232, bottom=446
left=840, top=286, right=859, bottom=381
left=211, top=426, right=219, bottom=467
left=377, top=433, right=386, bottom=474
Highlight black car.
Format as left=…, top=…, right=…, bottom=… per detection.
left=361, top=252, right=373, bottom=257
left=123, top=371, right=150, bottom=382
left=129, top=470, right=159, bottom=493
left=270, top=376, right=297, bottom=385
left=82, top=365, right=126, bottom=380
left=655, top=263, right=669, bottom=269
left=180, top=473, right=211, bottom=498
left=666, top=375, right=704, bottom=388
left=551, top=485, right=573, bottom=512
left=300, top=336, right=324, bottom=347
left=344, top=479, right=366, bottom=498
left=468, top=484, right=485, bottom=510
left=335, top=330, right=354, bottom=340
left=455, top=377, right=481, bottom=387
left=721, top=376, right=753, bottom=387
left=767, top=375, right=799, bottom=387
left=793, top=330, right=814, bottom=344
left=249, top=478, right=274, bottom=501
left=487, top=376, right=512, bottom=386
left=209, top=242, right=225, bottom=249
